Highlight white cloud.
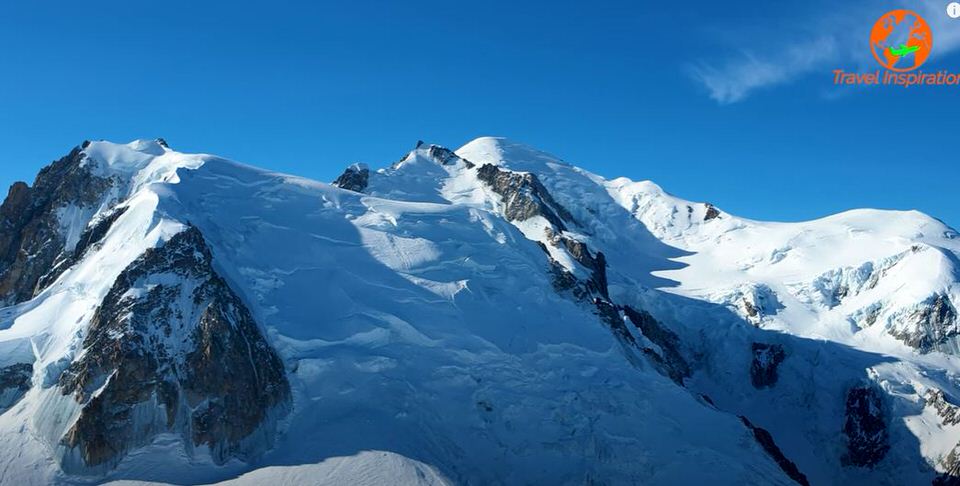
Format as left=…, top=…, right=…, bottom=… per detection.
left=689, top=37, right=838, bottom=104
left=690, top=0, right=960, bottom=104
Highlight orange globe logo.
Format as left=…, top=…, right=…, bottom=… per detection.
left=870, top=10, right=933, bottom=72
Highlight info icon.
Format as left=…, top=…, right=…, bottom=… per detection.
left=949, top=2, right=960, bottom=19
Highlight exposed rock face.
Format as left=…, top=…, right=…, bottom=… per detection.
left=476, top=164, right=575, bottom=231
left=0, top=146, right=115, bottom=306
left=475, top=161, right=689, bottom=387
left=333, top=164, right=370, bottom=193
left=57, top=227, right=290, bottom=470
left=927, top=389, right=960, bottom=426
left=561, top=238, right=607, bottom=297
left=389, top=143, right=474, bottom=171
left=426, top=144, right=473, bottom=167
left=0, top=363, right=32, bottom=412
left=588, top=302, right=690, bottom=385
left=842, top=386, right=889, bottom=468
left=623, top=306, right=691, bottom=384
left=37, top=206, right=129, bottom=291
left=743, top=299, right=759, bottom=318
left=731, top=284, right=782, bottom=325
left=494, top=167, right=688, bottom=385
left=935, top=447, right=960, bottom=485
left=73, top=207, right=128, bottom=261
left=476, top=163, right=609, bottom=301
left=541, top=245, right=579, bottom=294
left=750, top=343, right=786, bottom=389
left=739, top=416, right=810, bottom=486
left=544, top=228, right=609, bottom=300
left=890, top=295, right=958, bottom=353
left=594, top=299, right=634, bottom=345
left=704, top=203, right=720, bottom=221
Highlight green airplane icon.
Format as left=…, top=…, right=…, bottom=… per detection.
left=889, top=44, right=920, bottom=57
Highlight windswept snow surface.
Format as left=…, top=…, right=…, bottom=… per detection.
left=107, top=451, right=452, bottom=486
left=459, top=137, right=960, bottom=484
left=0, top=137, right=957, bottom=485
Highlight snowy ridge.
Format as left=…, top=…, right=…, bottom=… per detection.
left=0, top=137, right=958, bottom=484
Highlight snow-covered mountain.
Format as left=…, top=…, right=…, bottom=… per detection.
left=0, top=137, right=958, bottom=485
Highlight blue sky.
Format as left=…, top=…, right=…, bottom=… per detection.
left=1, top=0, right=957, bottom=228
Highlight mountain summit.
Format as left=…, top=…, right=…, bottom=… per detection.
left=0, top=138, right=958, bottom=485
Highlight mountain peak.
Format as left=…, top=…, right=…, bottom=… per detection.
left=1, top=138, right=960, bottom=485
left=455, top=136, right=518, bottom=165
left=120, top=138, right=170, bottom=154
left=82, top=139, right=165, bottom=168
left=456, top=137, right=569, bottom=171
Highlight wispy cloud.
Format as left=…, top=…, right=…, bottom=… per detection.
left=689, top=37, right=838, bottom=104
left=690, top=0, right=960, bottom=104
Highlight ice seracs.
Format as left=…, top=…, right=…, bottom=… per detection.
left=0, top=136, right=958, bottom=485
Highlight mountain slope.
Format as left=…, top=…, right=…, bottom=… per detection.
left=0, top=137, right=957, bottom=485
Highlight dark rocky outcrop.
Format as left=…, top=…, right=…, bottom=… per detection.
left=544, top=228, right=609, bottom=300
left=739, top=416, right=810, bottom=486
left=591, top=302, right=691, bottom=385
left=842, top=386, right=889, bottom=468
left=935, top=447, right=960, bottom=485
left=926, top=389, right=960, bottom=426
left=476, top=159, right=688, bottom=386
left=476, top=164, right=575, bottom=231
left=737, top=284, right=783, bottom=325
left=743, top=299, right=759, bottom=318
left=390, top=143, right=474, bottom=171
left=58, top=226, right=290, bottom=470
left=541, top=245, right=579, bottom=295
left=750, top=343, right=786, bottom=389
left=594, top=299, right=635, bottom=346
left=704, top=203, right=720, bottom=221
left=36, top=206, right=130, bottom=292
left=72, top=206, right=128, bottom=262
left=0, top=146, right=115, bottom=306
left=426, top=144, right=473, bottom=167
left=623, top=306, right=691, bottom=384
left=581, top=294, right=691, bottom=385
left=890, top=295, right=958, bottom=354
left=524, top=190, right=686, bottom=385
left=0, top=363, right=32, bottom=412
left=472, top=163, right=610, bottom=303
left=333, top=164, right=370, bottom=193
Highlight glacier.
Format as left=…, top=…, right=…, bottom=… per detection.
left=0, top=137, right=958, bottom=485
